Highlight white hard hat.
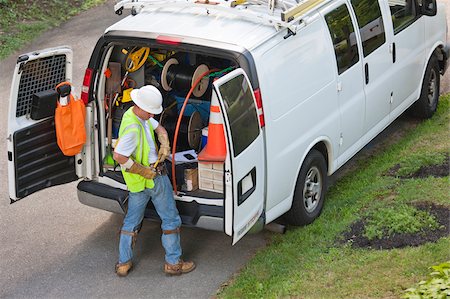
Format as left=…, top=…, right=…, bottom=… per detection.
left=130, top=85, right=163, bottom=114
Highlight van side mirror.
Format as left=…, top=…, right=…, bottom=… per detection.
left=419, top=0, right=437, bottom=16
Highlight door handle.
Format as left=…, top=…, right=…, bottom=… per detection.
left=392, top=42, right=396, bottom=63
left=365, top=63, right=369, bottom=84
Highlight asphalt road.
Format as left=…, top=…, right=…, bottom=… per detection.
left=0, top=1, right=448, bottom=298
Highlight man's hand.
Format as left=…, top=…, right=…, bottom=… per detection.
left=127, top=162, right=157, bottom=179
left=157, top=132, right=170, bottom=162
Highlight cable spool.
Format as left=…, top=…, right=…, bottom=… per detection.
left=160, top=110, right=203, bottom=151
left=124, top=47, right=150, bottom=72
left=161, top=58, right=209, bottom=98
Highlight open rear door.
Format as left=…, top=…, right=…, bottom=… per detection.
left=7, top=47, right=78, bottom=203
left=213, top=68, right=265, bottom=245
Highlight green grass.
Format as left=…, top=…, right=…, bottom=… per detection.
left=363, top=202, right=440, bottom=241
left=394, top=151, right=447, bottom=177
left=0, top=0, right=106, bottom=60
left=219, top=95, right=450, bottom=298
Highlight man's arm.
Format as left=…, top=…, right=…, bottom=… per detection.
left=113, top=152, right=156, bottom=179
left=113, top=152, right=130, bottom=165
left=155, top=125, right=170, bottom=162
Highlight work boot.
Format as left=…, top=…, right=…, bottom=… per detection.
left=115, top=261, right=133, bottom=277
left=164, top=260, right=196, bottom=276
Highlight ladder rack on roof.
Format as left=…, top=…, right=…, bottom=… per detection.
left=114, top=0, right=333, bottom=37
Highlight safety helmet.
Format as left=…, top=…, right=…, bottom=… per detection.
left=130, top=85, right=163, bottom=114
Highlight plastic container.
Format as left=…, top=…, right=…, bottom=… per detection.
left=201, top=127, right=208, bottom=150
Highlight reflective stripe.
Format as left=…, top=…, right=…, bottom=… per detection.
left=210, top=105, right=220, bottom=113
left=209, top=106, right=222, bottom=125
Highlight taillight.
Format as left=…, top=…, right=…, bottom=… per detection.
left=81, top=68, right=93, bottom=104
left=156, top=35, right=182, bottom=46
left=254, top=88, right=265, bottom=128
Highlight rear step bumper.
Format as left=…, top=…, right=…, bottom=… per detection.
left=77, top=180, right=127, bottom=214
left=77, top=180, right=224, bottom=231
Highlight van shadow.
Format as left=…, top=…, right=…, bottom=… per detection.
left=2, top=214, right=267, bottom=298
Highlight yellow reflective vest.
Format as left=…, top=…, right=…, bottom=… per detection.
left=118, top=107, right=157, bottom=192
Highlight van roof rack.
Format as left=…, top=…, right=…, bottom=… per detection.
left=114, top=0, right=332, bottom=37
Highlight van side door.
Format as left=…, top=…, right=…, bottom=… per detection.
left=7, top=47, right=79, bottom=203
left=349, top=0, right=393, bottom=137
left=212, top=69, right=265, bottom=245
left=384, top=0, right=425, bottom=117
left=322, top=1, right=366, bottom=164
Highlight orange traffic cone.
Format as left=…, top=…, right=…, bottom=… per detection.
left=198, top=92, right=226, bottom=162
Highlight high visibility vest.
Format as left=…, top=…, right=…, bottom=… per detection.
left=118, top=107, right=157, bottom=192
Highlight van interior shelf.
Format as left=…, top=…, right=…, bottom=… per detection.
left=114, top=0, right=333, bottom=33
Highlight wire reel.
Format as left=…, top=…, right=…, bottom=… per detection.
left=160, top=109, right=203, bottom=151
left=124, top=47, right=150, bottom=72
left=161, top=58, right=209, bottom=98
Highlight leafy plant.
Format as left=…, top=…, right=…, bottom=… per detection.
left=403, top=261, right=450, bottom=299
left=363, top=203, right=440, bottom=241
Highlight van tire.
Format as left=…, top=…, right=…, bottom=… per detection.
left=284, top=149, right=327, bottom=226
left=410, top=55, right=440, bottom=119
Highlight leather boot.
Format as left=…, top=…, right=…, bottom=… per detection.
left=164, top=260, right=196, bottom=275
left=115, top=261, right=133, bottom=277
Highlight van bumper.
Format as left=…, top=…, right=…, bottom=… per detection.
left=77, top=180, right=127, bottom=214
left=77, top=180, right=224, bottom=231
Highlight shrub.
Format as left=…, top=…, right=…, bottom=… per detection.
left=403, top=262, right=450, bottom=299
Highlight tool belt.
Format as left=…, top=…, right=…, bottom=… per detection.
left=153, top=163, right=168, bottom=176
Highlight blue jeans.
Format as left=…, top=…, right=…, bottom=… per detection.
left=119, top=175, right=182, bottom=265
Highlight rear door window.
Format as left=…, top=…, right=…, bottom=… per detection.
left=350, top=0, right=386, bottom=57
left=325, top=4, right=360, bottom=74
left=218, top=74, right=259, bottom=157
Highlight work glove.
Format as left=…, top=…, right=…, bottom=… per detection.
left=157, top=132, right=171, bottom=162
left=126, top=162, right=157, bottom=180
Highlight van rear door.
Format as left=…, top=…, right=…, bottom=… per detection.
left=212, top=68, right=265, bottom=245
left=7, top=47, right=78, bottom=203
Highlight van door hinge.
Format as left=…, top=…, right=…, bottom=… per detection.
left=337, top=82, right=342, bottom=92
left=225, top=170, right=232, bottom=183
left=6, top=134, right=12, bottom=142
left=339, top=133, right=343, bottom=147
left=390, top=92, right=393, bottom=104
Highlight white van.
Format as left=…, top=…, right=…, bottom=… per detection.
left=7, top=0, right=448, bottom=244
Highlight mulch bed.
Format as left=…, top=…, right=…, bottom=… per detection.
left=386, top=154, right=449, bottom=179
left=341, top=203, right=449, bottom=250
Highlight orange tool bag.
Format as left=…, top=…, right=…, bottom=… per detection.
left=55, top=82, right=86, bottom=156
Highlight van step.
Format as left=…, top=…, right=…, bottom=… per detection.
left=77, top=180, right=128, bottom=214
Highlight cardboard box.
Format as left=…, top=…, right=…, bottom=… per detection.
left=198, top=162, right=224, bottom=193
left=183, top=168, right=198, bottom=191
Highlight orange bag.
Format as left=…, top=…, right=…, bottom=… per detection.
left=55, top=82, right=86, bottom=156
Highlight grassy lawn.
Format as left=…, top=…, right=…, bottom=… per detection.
left=219, top=95, right=450, bottom=298
left=0, top=0, right=106, bottom=60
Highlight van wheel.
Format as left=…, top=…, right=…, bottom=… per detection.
left=284, top=149, right=327, bottom=226
left=410, top=55, right=440, bottom=118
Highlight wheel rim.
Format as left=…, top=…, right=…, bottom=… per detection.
left=427, top=68, right=437, bottom=106
left=302, top=166, right=322, bottom=213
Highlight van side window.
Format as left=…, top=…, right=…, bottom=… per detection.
left=325, top=5, right=360, bottom=75
left=388, top=0, right=417, bottom=34
left=218, top=74, right=259, bottom=157
left=350, top=0, right=386, bottom=57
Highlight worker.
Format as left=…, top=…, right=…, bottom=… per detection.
left=113, top=85, right=195, bottom=277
